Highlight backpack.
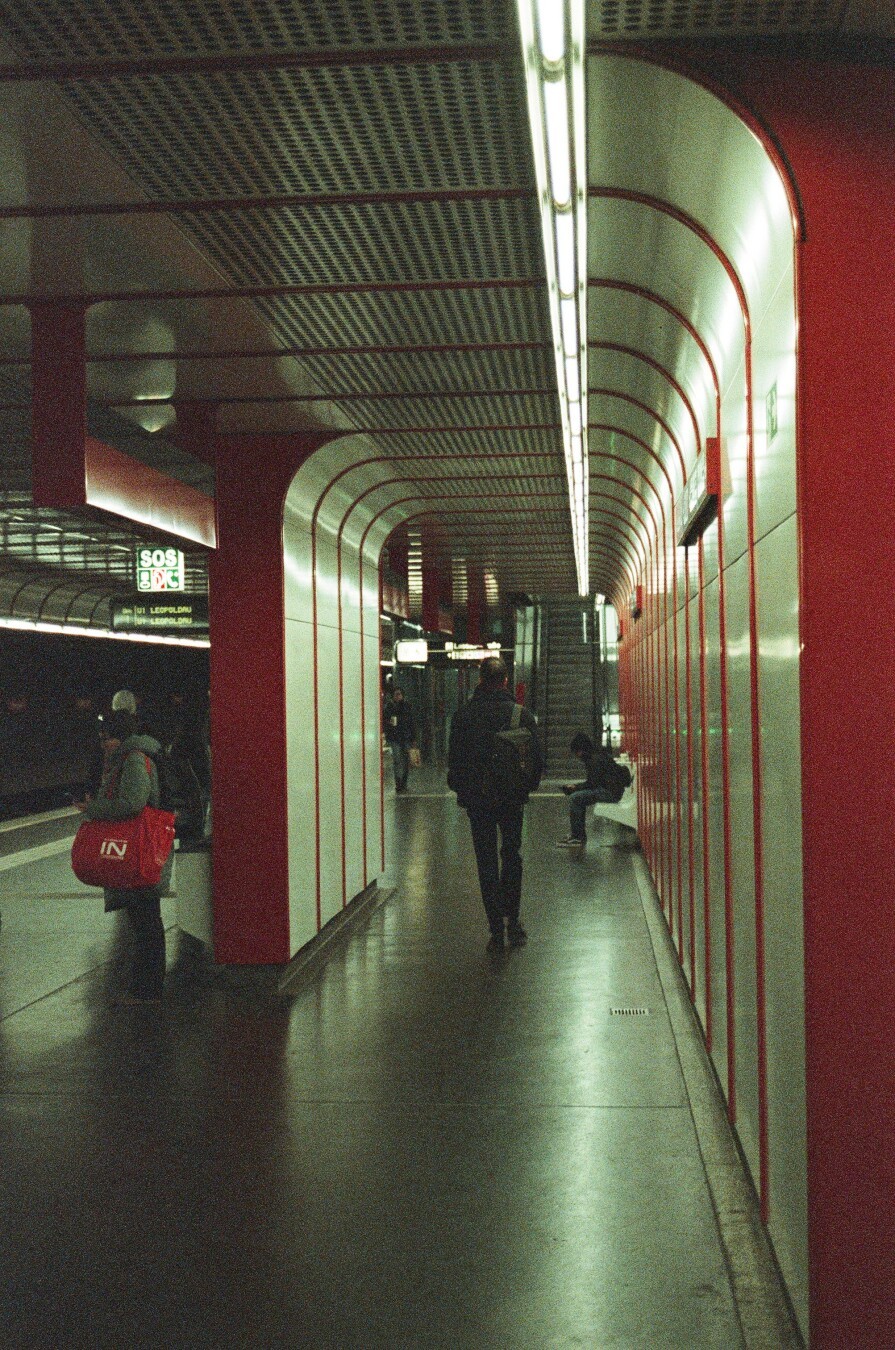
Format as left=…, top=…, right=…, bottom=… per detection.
left=485, top=704, right=536, bottom=808
left=605, top=756, right=632, bottom=801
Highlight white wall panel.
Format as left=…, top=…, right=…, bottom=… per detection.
left=340, top=635, right=366, bottom=904
left=724, top=549, right=760, bottom=1183
left=364, top=629, right=383, bottom=878
left=687, top=590, right=707, bottom=1028
left=703, top=570, right=728, bottom=1088
left=316, top=621, right=344, bottom=928
left=284, top=613, right=319, bottom=952
left=720, top=354, right=750, bottom=571
left=752, top=263, right=798, bottom=543
left=755, top=513, right=808, bottom=1330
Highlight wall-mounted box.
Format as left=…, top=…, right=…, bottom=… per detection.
left=678, top=437, right=721, bottom=548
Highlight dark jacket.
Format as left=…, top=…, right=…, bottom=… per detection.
left=572, top=746, right=624, bottom=801
left=383, top=699, right=416, bottom=746
left=447, top=687, right=543, bottom=812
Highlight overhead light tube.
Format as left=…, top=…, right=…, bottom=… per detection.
left=516, top=0, right=588, bottom=595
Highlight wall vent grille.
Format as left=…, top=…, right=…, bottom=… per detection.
left=609, top=1006, right=653, bottom=1015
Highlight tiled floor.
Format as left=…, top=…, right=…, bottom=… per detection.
left=0, top=792, right=789, bottom=1347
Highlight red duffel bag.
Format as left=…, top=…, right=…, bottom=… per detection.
left=71, top=805, right=176, bottom=890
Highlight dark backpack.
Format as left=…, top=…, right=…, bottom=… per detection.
left=146, top=747, right=203, bottom=833
left=605, top=756, right=633, bottom=801
left=485, top=704, right=536, bottom=808
left=144, top=746, right=179, bottom=813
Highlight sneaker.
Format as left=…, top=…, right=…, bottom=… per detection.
left=506, top=922, right=528, bottom=947
left=556, top=835, right=584, bottom=848
left=486, top=934, right=505, bottom=954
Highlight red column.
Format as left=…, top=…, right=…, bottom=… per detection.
left=422, top=564, right=441, bottom=634
left=30, top=302, right=87, bottom=507
left=466, top=567, right=482, bottom=644
left=209, top=430, right=335, bottom=964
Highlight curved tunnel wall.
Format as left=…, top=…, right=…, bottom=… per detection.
left=592, top=57, right=808, bottom=1332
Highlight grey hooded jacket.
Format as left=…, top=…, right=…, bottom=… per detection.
left=84, top=733, right=174, bottom=906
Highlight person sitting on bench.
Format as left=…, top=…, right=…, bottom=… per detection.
left=556, top=732, right=629, bottom=848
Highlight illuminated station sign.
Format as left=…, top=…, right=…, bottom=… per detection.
left=136, top=546, right=185, bottom=593
left=111, top=595, right=208, bottom=635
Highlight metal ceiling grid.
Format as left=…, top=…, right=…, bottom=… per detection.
left=61, top=62, right=530, bottom=201
left=181, top=198, right=542, bottom=289
left=362, top=425, right=560, bottom=459
left=588, top=0, right=846, bottom=36
left=344, top=391, right=556, bottom=430
left=251, top=285, right=549, bottom=359
left=0, top=0, right=506, bottom=59
left=295, top=345, right=556, bottom=398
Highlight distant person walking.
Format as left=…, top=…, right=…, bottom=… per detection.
left=383, top=687, right=417, bottom=793
left=448, top=657, right=542, bottom=951
left=80, top=709, right=173, bottom=1003
left=556, top=732, right=630, bottom=849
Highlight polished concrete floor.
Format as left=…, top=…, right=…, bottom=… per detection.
left=0, top=788, right=788, bottom=1347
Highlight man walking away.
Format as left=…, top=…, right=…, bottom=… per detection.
left=448, top=657, right=543, bottom=952
left=383, top=687, right=417, bottom=793
left=556, top=732, right=630, bottom=849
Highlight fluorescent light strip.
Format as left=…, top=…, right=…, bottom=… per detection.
left=516, top=0, right=589, bottom=595
left=0, top=615, right=209, bottom=647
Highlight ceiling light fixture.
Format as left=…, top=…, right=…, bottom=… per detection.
left=0, top=615, right=209, bottom=647
left=516, top=0, right=589, bottom=595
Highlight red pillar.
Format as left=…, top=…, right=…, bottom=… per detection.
left=30, top=302, right=87, bottom=507
left=209, top=430, right=335, bottom=964
left=466, top=567, right=482, bottom=645
left=422, top=564, right=441, bottom=634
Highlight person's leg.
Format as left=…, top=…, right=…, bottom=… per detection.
left=497, top=807, right=524, bottom=928
left=392, top=743, right=408, bottom=790
left=124, top=890, right=166, bottom=999
left=568, top=788, right=613, bottom=840
left=466, top=810, right=504, bottom=941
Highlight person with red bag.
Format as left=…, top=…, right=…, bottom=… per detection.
left=78, top=709, right=174, bottom=1004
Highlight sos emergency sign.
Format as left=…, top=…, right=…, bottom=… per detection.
left=136, top=546, right=185, bottom=592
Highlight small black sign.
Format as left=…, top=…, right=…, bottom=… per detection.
left=111, top=595, right=209, bottom=634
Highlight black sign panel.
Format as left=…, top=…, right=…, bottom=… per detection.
left=111, top=595, right=209, bottom=634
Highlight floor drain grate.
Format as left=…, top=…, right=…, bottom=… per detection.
left=609, top=1007, right=652, bottom=1016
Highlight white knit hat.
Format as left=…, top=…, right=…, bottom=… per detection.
left=111, top=689, right=137, bottom=713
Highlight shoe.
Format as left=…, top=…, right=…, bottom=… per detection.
left=556, top=836, right=584, bottom=848
left=506, top=922, right=528, bottom=947
left=486, top=934, right=505, bottom=954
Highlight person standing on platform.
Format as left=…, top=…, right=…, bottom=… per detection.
left=383, top=686, right=417, bottom=793
left=80, top=709, right=172, bottom=1004
left=556, top=732, right=629, bottom=849
left=448, top=656, right=542, bottom=952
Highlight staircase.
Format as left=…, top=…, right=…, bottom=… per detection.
left=540, top=602, right=600, bottom=776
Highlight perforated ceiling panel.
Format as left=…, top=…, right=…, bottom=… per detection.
left=0, top=0, right=506, bottom=58
left=589, top=0, right=847, bottom=36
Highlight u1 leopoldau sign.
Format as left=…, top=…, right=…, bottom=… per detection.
left=111, top=595, right=209, bottom=635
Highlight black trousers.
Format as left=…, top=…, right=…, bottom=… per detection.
left=122, top=890, right=166, bottom=998
left=466, top=805, right=525, bottom=937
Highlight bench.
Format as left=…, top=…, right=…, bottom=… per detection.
left=591, top=760, right=638, bottom=837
